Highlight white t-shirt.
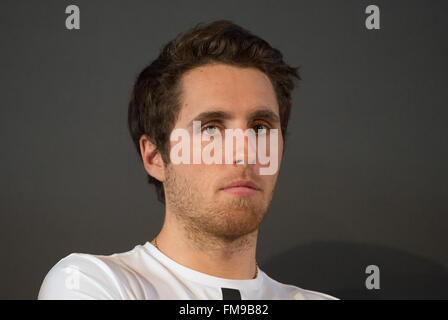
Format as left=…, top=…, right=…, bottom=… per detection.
left=38, top=241, right=338, bottom=300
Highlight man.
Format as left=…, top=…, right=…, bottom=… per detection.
left=38, top=20, right=338, bottom=300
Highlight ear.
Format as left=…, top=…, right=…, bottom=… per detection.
left=139, top=134, right=166, bottom=182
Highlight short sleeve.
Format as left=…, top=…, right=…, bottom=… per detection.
left=38, top=253, right=125, bottom=300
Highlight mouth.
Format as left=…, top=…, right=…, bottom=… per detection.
left=220, top=180, right=260, bottom=197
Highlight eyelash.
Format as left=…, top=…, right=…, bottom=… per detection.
left=201, top=122, right=272, bottom=133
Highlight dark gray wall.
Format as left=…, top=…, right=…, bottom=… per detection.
left=1, top=0, right=447, bottom=299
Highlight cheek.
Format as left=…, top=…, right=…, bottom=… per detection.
left=174, top=163, right=195, bottom=178
left=278, top=141, right=284, bottom=163
left=175, top=163, right=216, bottom=187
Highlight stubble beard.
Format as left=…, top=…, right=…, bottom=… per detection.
left=163, top=164, right=274, bottom=250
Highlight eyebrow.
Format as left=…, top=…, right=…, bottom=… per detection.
left=248, top=109, right=281, bottom=124
left=188, top=107, right=281, bottom=128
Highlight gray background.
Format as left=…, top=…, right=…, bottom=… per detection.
left=1, top=0, right=447, bottom=299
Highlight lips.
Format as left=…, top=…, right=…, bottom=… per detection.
left=221, top=180, right=260, bottom=190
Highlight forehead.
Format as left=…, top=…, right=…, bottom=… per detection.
left=177, top=63, right=279, bottom=123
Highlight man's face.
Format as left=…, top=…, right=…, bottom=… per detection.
left=163, top=63, right=283, bottom=242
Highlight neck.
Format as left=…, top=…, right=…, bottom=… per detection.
left=153, top=209, right=259, bottom=280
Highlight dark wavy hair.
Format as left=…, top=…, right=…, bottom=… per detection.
left=128, top=19, right=300, bottom=204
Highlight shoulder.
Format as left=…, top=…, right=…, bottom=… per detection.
left=38, top=246, right=155, bottom=300
left=292, top=286, right=339, bottom=300
left=38, top=252, right=123, bottom=299
left=261, top=272, right=339, bottom=300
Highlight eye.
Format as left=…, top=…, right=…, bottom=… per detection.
left=253, top=123, right=271, bottom=134
left=202, top=124, right=220, bottom=136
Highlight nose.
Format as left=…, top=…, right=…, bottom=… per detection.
left=232, top=127, right=257, bottom=166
